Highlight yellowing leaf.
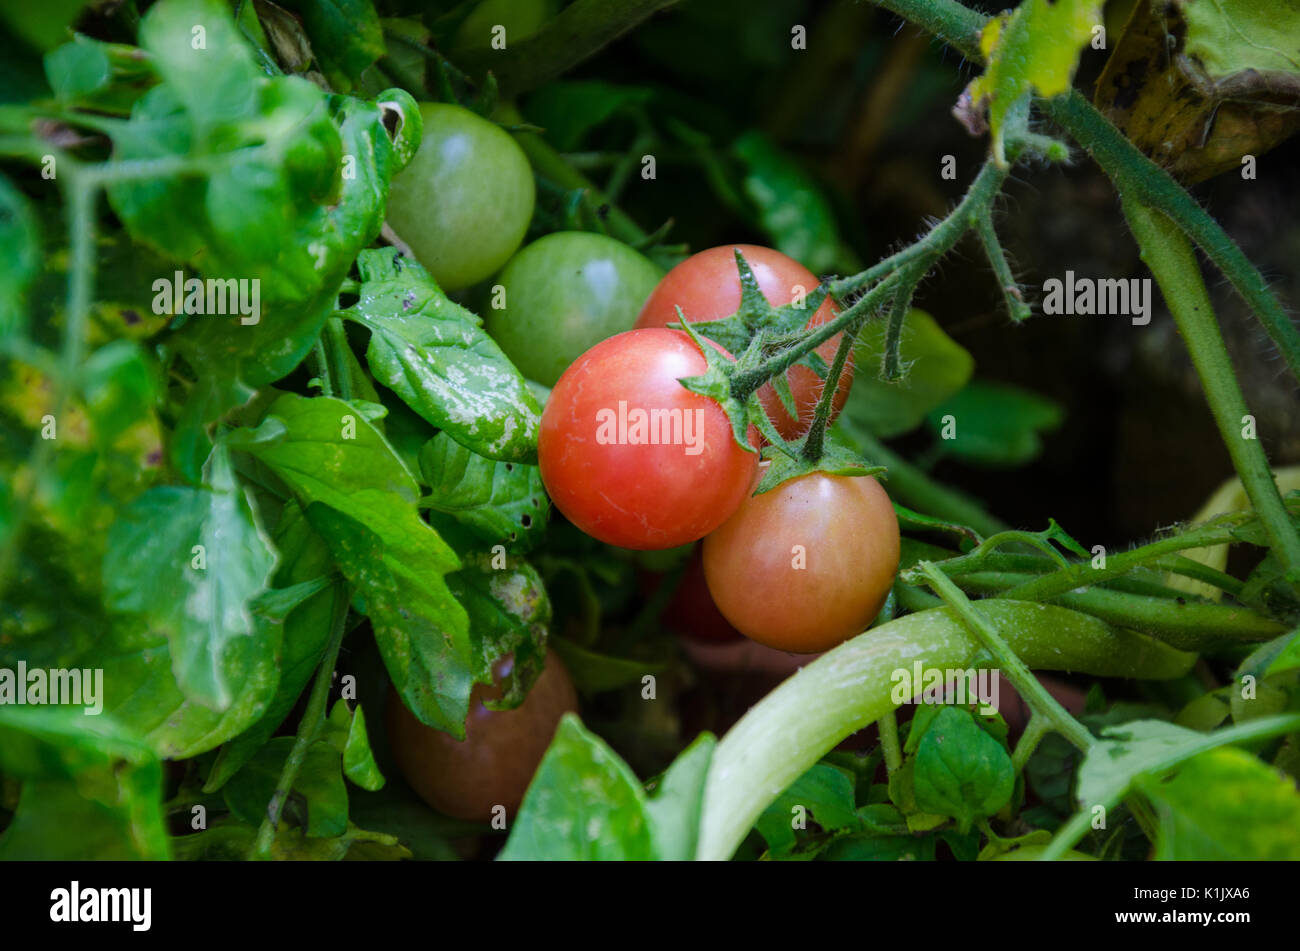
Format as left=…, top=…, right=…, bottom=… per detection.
left=963, top=0, right=1103, bottom=164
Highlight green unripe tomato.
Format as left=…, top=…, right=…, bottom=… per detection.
left=454, top=0, right=556, bottom=50
left=385, top=103, right=535, bottom=291
left=485, top=231, right=663, bottom=386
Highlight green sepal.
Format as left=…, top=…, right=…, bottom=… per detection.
left=673, top=308, right=758, bottom=455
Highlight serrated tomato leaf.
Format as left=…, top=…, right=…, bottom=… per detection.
left=344, top=249, right=542, bottom=463
left=102, top=446, right=278, bottom=710
left=419, top=432, right=549, bottom=552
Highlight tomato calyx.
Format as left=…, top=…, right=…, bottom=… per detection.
left=668, top=249, right=836, bottom=403
left=671, top=310, right=764, bottom=456
left=754, top=435, right=886, bottom=495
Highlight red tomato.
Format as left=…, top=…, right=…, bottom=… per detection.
left=635, top=245, right=852, bottom=441
left=702, top=473, right=900, bottom=653
left=539, top=328, right=759, bottom=550
left=386, top=650, right=577, bottom=823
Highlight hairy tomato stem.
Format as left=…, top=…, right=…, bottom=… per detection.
left=250, top=592, right=349, bottom=860
left=1122, top=200, right=1300, bottom=584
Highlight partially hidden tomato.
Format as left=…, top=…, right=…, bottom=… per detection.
left=702, top=473, right=900, bottom=653
left=539, top=328, right=759, bottom=550
left=386, top=650, right=577, bottom=823
left=485, top=231, right=664, bottom=386
left=646, top=546, right=744, bottom=644
left=635, top=244, right=853, bottom=441
left=385, top=102, right=535, bottom=291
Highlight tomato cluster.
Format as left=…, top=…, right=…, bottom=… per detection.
left=383, top=112, right=898, bottom=818
left=535, top=245, right=900, bottom=655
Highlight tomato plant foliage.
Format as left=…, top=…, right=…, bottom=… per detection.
left=3, top=0, right=1300, bottom=867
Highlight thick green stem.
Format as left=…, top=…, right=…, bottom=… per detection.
left=952, top=572, right=1285, bottom=648
left=1046, top=92, right=1300, bottom=383
left=501, top=104, right=650, bottom=247
left=0, top=178, right=96, bottom=593
left=878, top=710, right=903, bottom=778
left=867, top=0, right=1300, bottom=382
left=309, top=341, right=334, bottom=398
left=454, top=0, right=682, bottom=96
left=1011, top=715, right=1049, bottom=774
left=1122, top=200, right=1300, bottom=583
left=323, top=318, right=353, bottom=401
left=696, top=602, right=1193, bottom=860
left=250, top=594, right=348, bottom=859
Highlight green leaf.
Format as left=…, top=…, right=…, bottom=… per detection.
left=242, top=393, right=474, bottom=732
left=821, top=833, right=936, bottom=861
left=756, top=763, right=861, bottom=856
left=445, top=551, right=550, bottom=710
left=499, top=714, right=658, bottom=860
left=79, top=340, right=158, bottom=445
left=325, top=700, right=385, bottom=791
left=307, top=503, right=474, bottom=737
left=419, top=432, right=550, bottom=552
left=102, top=446, right=278, bottom=710
left=224, top=737, right=349, bottom=838
left=893, top=503, right=983, bottom=547
left=248, top=575, right=332, bottom=622
left=962, top=0, right=1104, bottom=165
left=344, top=249, right=542, bottom=463
left=925, top=380, right=1063, bottom=468
left=172, top=816, right=410, bottom=860
left=1136, top=746, right=1300, bottom=859
left=845, top=308, right=974, bottom=439
left=0, top=707, right=169, bottom=860
left=550, top=636, right=667, bottom=693
left=205, top=501, right=342, bottom=786
left=245, top=393, right=458, bottom=582
left=278, top=0, right=385, bottom=92
left=0, top=174, right=39, bottom=337
left=43, top=35, right=109, bottom=100
left=0, top=0, right=87, bottom=50
left=166, top=92, right=402, bottom=390
left=1074, top=715, right=1300, bottom=812
left=522, top=79, right=653, bottom=152
left=107, top=1, right=403, bottom=392
left=92, top=615, right=282, bottom=760
left=644, top=733, right=715, bottom=861
left=1178, top=0, right=1300, bottom=82
left=348, top=784, right=461, bottom=861
left=1265, top=628, right=1300, bottom=678
left=732, top=131, right=860, bottom=275
left=912, top=706, right=1014, bottom=834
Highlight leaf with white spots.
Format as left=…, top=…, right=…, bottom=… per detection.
left=103, top=445, right=278, bottom=711
left=344, top=249, right=542, bottom=463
